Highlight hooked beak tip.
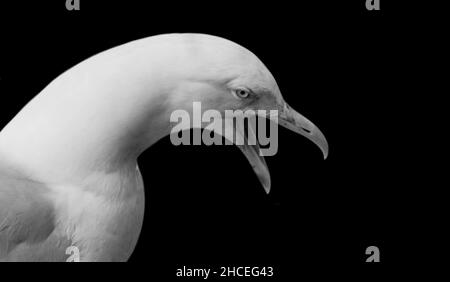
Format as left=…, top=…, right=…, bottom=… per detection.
left=323, top=145, right=329, bottom=160
left=308, top=126, right=329, bottom=160
left=280, top=102, right=329, bottom=160
left=314, top=128, right=329, bottom=160
left=263, top=182, right=271, bottom=194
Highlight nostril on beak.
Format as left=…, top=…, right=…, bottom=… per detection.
left=302, top=127, right=311, bottom=134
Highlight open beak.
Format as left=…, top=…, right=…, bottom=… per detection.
left=233, top=101, right=328, bottom=194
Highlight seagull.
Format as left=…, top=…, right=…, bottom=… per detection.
left=0, top=33, right=328, bottom=261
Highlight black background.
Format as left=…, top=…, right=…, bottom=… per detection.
left=0, top=0, right=419, bottom=279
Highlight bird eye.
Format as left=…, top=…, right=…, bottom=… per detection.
left=235, top=88, right=250, bottom=99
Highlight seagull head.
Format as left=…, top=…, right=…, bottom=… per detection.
left=164, top=34, right=328, bottom=193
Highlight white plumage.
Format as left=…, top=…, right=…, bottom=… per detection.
left=0, top=34, right=327, bottom=261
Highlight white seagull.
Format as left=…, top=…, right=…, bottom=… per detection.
left=0, top=33, right=328, bottom=261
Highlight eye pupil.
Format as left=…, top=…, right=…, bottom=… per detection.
left=237, top=89, right=249, bottom=98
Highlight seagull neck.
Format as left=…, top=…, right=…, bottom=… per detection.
left=0, top=46, right=177, bottom=183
